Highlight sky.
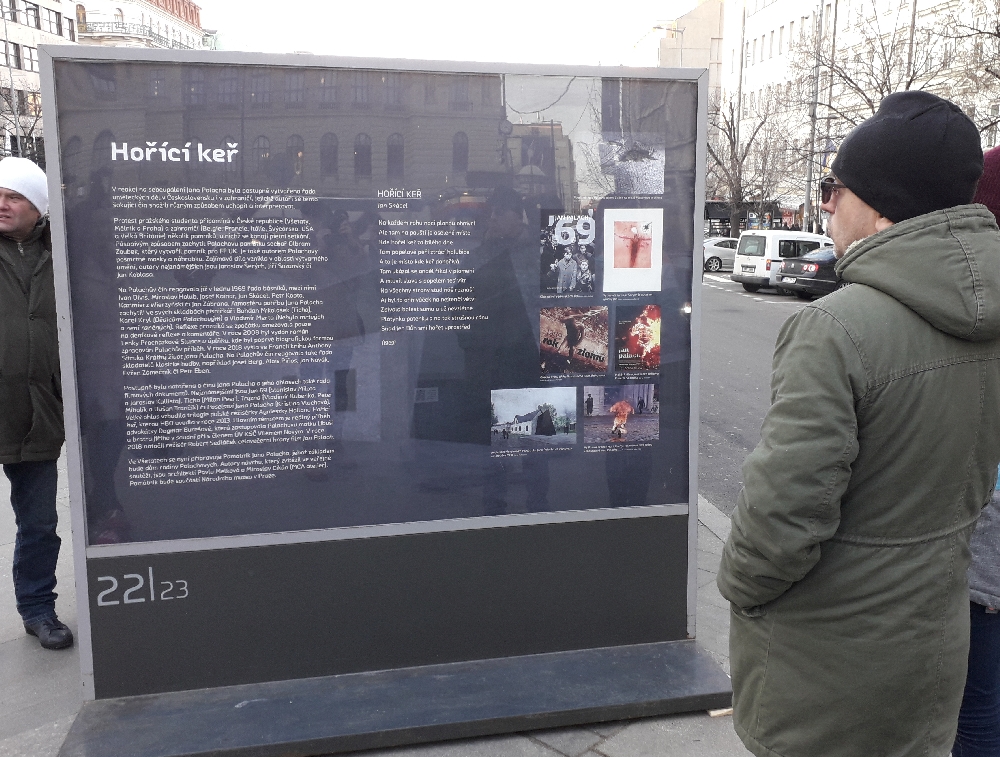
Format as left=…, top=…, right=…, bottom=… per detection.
left=196, top=0, right=700, bottom=68
left=492, top=388, right=577, bottom=425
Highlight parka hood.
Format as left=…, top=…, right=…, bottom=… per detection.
left=835, top=205, right=1000, bottom=341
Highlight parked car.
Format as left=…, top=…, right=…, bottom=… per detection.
left=730, top=230, right=834, bottom=292
left=777, top=247, right=842, bottom=299
left=703, top=237, right=738, bottom=272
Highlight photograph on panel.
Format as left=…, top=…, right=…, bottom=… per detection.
left=539, top=210, right=596, bottom=296
left=539, top=306, right=608, bottom=377
left=582, top=384, right=658, bottom=445
left=602, top=208, right=663, bottom=292
left=614, top=304, right=661, bottom=376
left=490, top=387, right=578, bottom=453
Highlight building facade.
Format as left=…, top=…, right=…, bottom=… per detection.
left=75, top=0, right=207, bottom=50
left=713, top=0, right=998, bottom=227
left=658, top=0, right=725, bottom=103
left=0, top=0, right=78, bottom=163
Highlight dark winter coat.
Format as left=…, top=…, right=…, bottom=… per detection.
left=717, top=205, right=1000, bottom=757
left=0, top=218, right=64, bottom=463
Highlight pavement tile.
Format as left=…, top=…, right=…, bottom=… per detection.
left=527, top=726, right=604, bottom=756
left=0, top=716, right=76, bottom=757
left=587, top=722, right=628, bottom=739
left=594, top=712, right=749, bottom=757
left=350, top=733, right=566, bottom=757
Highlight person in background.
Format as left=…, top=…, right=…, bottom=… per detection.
left=0, top=157, right=72, bottom=650
left=953, top=145, right=1000, bottom=757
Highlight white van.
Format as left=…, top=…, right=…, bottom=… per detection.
left=730, top=231, right=834, bottom=293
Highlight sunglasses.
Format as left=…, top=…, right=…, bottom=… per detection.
left=820, top=177, right=848, bottom=204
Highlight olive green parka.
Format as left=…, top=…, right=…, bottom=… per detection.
left=0, top=218, right=64, bottom=464
left=717, top=205, right=1000, bottom=757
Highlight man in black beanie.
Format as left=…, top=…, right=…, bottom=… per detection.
left=718, top=90, right=1000, bottom=757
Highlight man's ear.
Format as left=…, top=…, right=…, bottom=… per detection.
left=874, top=215, right=894, bottom=232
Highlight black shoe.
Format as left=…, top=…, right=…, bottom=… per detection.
left=24, top=616, right=74, bottom=650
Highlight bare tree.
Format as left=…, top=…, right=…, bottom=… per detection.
left=707, top=91, right=799, bottom=236
left=0, top=80, right=45, bottom=165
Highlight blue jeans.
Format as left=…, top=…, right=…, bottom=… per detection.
left=4, top=460, right=60, bottom=623
left=953, top=602, right=1000, bottom=757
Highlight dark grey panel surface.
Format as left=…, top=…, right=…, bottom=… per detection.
left=59, top=640, right=732, bottom=757
left=88, top=515, right=689, bottom=698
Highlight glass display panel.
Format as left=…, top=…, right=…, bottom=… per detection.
left=52, top=60, right=698, bottom=545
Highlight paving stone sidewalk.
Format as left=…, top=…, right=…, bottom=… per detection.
left=0, top=461, right=748, bottom=757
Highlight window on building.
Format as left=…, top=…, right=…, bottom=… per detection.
left=769, top=31, right=774, bottom=58
left=252, top=135, right=269, bottom=174
left=779, top=26, right=784, bottom=54
left=221, top=135, right=237, bottom=176
left=4, top=0, right=20, bottom=24
left=452, top=132, right=468, bottom=172
left=65, top=15, right=75, bottom=40
left=352, top=71, right=372, bottom=109
left=148, top=68, right=167, bottom=98
left=183, top=68, right=205, bottom=105
left=63, top=135, right=82, bottom=182
left=752, top=39, right=757, bottom=64
left=387, top=133, right=403, bottom=181
left=218, top=72, right=238, bottom=108
left=113, top=7, right=123, bottom=24
left=40, top=7, right=60, bottom=34
left=481, top=76, right=499, bottom=107
left=789, top=20, right=795, bottom=41
left=319, top=72, right=337, bottom=108
left=23, top=1, right=38, bottom=28
left=249, top=72, right=271, bottom=106
left=3, top=41, right=20, bottom=69
left=450, top=77, right=471, bottom=111
left=90, top=66, right=117, bottom=100
left=285, top=71, right=305, bottom=107
left=353, top=133, right=371, bottom=179
left=287, top=134, right=304, bottom=176
left=22, top=46, right=38, bottom=73
left=24, top=90, right=39, bottom=115
left=385, top=72, right=403, bottom=109
left=93, top=129, right=114, bottom=168
left=320, top=133, right=338, bottom=177
left=0, top=87, right=11, bottom=113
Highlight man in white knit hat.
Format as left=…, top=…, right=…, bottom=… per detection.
left=0, top=156, right=72, bottom=649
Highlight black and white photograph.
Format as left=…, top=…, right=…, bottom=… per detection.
left=490, top=387, right=578, bottom=452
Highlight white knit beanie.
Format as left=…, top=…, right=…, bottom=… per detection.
left=0, top=157, right=48, bottom=215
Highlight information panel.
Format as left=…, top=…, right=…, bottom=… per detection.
left=45, top=49, right=705, bottom=701
left=53, top=56, right=700, bottom=545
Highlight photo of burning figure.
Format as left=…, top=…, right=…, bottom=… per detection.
left=582, top=384, right=659, bottom=445
left=609, top=399, right=633, bottom=437
left=615, top=305, right=661, bottom=374
left=602, top=208, right=663, bottom=293
left=540, top=306, right=609, bottom=376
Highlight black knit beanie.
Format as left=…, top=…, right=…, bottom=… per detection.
left=831, top=91, right=983, bottom=223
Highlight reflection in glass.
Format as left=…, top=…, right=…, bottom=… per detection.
left=52, top=60, right=699, bottom=544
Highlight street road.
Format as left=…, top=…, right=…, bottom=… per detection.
left=697, top=274, right=810, bottom=514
